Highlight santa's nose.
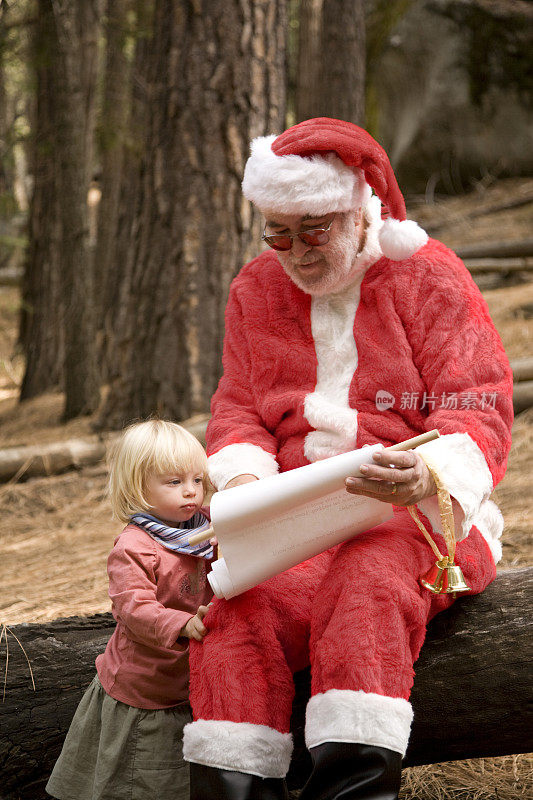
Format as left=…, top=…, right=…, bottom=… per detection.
left=291, top=236, right=311, bottom=258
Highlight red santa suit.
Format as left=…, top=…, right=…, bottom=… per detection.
left=182, top=119, right=513, bottom=795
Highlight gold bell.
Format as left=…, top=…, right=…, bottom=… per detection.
left=420, top=558, right=470, bottom=595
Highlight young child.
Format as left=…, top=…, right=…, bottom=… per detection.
left=46, top=419, right=214, bottom=800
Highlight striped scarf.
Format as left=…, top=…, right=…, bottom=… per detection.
left=130, top=511, right=213, bottom=559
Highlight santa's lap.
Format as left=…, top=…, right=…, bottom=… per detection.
left=189, top=508, right=496, bottom=735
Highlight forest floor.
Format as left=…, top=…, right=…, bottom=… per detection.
left=1, top=177, right=532, bottom=798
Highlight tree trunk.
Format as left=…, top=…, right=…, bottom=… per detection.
left=294, top=0, right=365, bottom=125
left=1, top=569, right=531, bottom=798
left=50, top=0, right=101, bottom=420
left=94, top=0, right=131, bottom=346
left=0, top=6, right=12, bottom=213
left=294, top=0, right=323, bottom=122
left=19, top=0, right=102, bottom=410
left=97, top=0, right=288, bottom=430
left=19, top=1, right=64, bottom=399
left=98, top=0, right=154, bottom=386
left=319, top=0, right=365, bottom=124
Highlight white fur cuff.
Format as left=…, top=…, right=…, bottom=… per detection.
left=182, top=719, right=293, bottom=779
left=305, top=690, right=413, bottom=756
left=207, top=443, right=279, bottom=490
left=416, top=432, right=494, bottom=542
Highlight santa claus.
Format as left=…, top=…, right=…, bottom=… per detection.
left=182, top=118, right=513, bottom=799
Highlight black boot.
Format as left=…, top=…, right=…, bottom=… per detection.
left=190, top=762, right=289, bottom=800
left=298, top=742, right=402, bottom=800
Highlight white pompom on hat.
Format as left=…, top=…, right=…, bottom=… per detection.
left=242, top=117, right=428, bottom=261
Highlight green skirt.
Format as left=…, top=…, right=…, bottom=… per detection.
left=46, top=675, right=191, bottom=800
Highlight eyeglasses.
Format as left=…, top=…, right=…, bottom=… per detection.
left=261, top=218, right=334, bottom=251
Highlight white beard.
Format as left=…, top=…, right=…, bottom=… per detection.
left=277, top=213, right=370, bottom=297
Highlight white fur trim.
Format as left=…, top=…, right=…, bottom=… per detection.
left=207, top=443, right=279, bottom=490
left=305, top=690, right=413, bottom=756
left=470, top=499, right=503, bottom=563
left=182, top=719, right=293, bottom=779
left=416, top=433, right=497, bottom=547
left=242, top=134, right=371, bottom=215
left=302, top=199, right=385, bottom=461
left=304, top=281, right=360, bottom=462
left=357, top=195, right=385, bottom=270
left=379, top=217, right=428, bottom=261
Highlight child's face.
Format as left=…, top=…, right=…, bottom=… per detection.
left=144, top=470, right=205, bottom=525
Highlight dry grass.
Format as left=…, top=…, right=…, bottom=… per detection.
left=400, top=754, right=533, bottom=799
left=0, top=466, right=120, bottom=623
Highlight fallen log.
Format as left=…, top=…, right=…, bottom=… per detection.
left=513, top=380, right=533, bottom=415
left=0, top=414, right=209, bottom=484
left=465, top=257, right=533, bottom=272
left=455, top=238, right=533, bottom=260
left=1, top=568, right=531, bottom=798
left=0, top=267, right=22, bottom=287
left=511, top=357, right=533, bottom=383
left=0, top=436, right=108, bottom=483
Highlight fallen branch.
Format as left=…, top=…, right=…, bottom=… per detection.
left=0, top=414, right=209, bottom=484
left=511, top=357, right=533, bottom=383
left=1, top=569, right=531, bottom=797
left=426, top=194, right=533, bottom=235
left=0, top=437, right=108, bottom=484
left=0, top=267, right=22, bottom=287
left=455, top=238, right=533, bottom=260
left=465, top=257, right=533, bottom=272
left=512, top=380, right=533, bottom=415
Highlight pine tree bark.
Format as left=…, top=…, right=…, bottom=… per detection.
left=19, top=0, right=102, bottom=410
left=97, top=0, right=288, bottom=429
left=94, top=0, right=131, bottom=343
left=0, top=5, right=12, bottom=211
left=98, top=0, right=153, bottom=384
left=51, top=0, right=101, bottom=419
left=19, top=0, right=64, bottom=398
left=295, top=0, right=323, bottom=122
left=319, top=0, right=365, bottom=124
left=294, top=0, right=365, bottom=125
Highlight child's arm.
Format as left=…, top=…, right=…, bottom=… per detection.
left=108, top=535, right=196, bottom=650
left=179, top=605, right=211, bottom=642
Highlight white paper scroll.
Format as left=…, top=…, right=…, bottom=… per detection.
left=208, top=444, right=394, bottom=599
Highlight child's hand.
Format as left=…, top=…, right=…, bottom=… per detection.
left=180, top=605, right=211, bottom=642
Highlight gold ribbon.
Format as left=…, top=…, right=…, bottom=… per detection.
left=407, top=454, right=457, bottom=566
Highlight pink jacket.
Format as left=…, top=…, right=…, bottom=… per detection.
left=96, top=514, right=213, bottom=709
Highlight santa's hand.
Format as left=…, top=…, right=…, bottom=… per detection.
left=224, top=474, right=258, bottom=490
left=344, top=448, right=436, bottom=506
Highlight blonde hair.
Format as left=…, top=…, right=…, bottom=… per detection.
left=108, top=419, right=208, bottom=523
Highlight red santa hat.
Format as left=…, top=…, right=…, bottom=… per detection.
left=242, top=117, right=428, bottom=261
